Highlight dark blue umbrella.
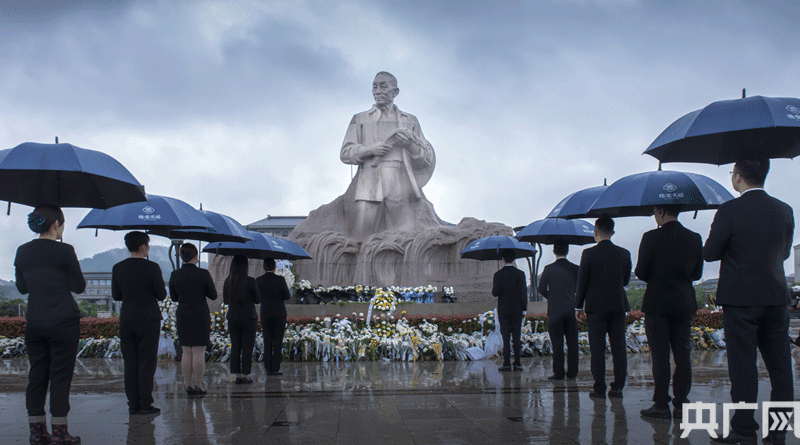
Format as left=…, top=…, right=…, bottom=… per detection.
left=203, top=231, right=312, bottom=260
left=644, top=95, right=800, bottom=165
left=460, top=236, right=537, bottom=261
left=585, top=170, right=734, bottom=218
left=515, top=218, right=596, bottom=246
left=0, top=142, right=146, bottom=211
left=546, top=181, right=608, bottom=219
left=77, top=194, right=214, bottom=231
left=149, top=209, right=252, bottom=243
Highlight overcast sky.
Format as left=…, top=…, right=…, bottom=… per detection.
left=2, top=0, right=799, bottom=283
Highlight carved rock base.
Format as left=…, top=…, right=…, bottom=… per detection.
left=289, top=217, right=512, bottom=303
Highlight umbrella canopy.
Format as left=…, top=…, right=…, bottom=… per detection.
left=645, top=95, right=800, bottom=165
left=584, top=170, right=734, bottom=218
left=460, top=236, right=537, bottom=261
left=515, top=218, right=596, bottom=245
left=149, top=209, right=252, bottom=243
left=0, top=142, right=146, bottom=209
left=546, top=183, right=608, bottom=219
left=203, top=231, right=312, bottom=260
left=77, top=194, right=214, bottom=232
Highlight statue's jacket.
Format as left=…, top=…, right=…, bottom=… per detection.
left=340, top=105, right=435, bottom=202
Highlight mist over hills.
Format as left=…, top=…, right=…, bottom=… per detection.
left=79, top=246, right=208, bottom=278
left=0, top=246, right=208, bottom=300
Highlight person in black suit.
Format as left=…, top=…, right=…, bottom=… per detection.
left=112, top=231, right=168, bottom=416
left=703, top=157, right=794, bottom=444
left=575, top=216, right=631, bottom=399
left=538, top=240, right=580, bottom=380
left=492, top=248, right=528, bottom=372
left=15, top=205, right=85, bottom=445
left=635, top=205, right=703, bottom=420
left=169, top=243, right=218, bottom=396
left=257, top=259, right=292, bottom=376
left=223, top=255, right=261, bottom=384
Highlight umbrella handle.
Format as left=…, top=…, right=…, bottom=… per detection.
left=6, top=201, right=9, bottom=216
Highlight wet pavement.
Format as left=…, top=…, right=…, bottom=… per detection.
left=2, top=348, right=800, bottom=444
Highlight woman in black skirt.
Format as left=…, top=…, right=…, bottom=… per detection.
left=169, top=243, right=217, bottom=396
left=223, top=255, right=260, bottom=384
left=15, top=205, right=85, bottom=444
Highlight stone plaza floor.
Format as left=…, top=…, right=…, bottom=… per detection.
left=2, top=347, right=800, bottom=445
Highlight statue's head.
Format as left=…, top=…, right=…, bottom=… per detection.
left=373, top=71, right=399, bottom=107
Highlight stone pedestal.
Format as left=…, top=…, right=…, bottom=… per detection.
left=289, top=217, right=512, bottom=302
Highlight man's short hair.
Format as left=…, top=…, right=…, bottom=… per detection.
left=595, top=216, right=615, bottom=235
left=654, top=204, right=681, bottom=217
left=263, top=258, right=276, bottom=272
left=500, top=248, right=516, bottom=263
left=553, top=240, right=569, bottom=256
left=375, top=71, right=397, bottom=88
left=124, top=231, right=149, bottom=253
left=734, top=154, right=769, bottom=186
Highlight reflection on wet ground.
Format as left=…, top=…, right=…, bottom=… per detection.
left=0, top=350, right=798, bottom=444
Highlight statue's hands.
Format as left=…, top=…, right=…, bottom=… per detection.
left=366, top=142, right=392, bottom=158
left=391, top=129, right=415, bottom=146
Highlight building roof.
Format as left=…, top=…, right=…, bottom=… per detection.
left=247, top=215, right=307, bottom=230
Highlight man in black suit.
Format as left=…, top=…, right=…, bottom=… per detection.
left=635, top=205, right=703, bottom=420
left=538, top=240, right=580, bottom=380
left=704, top=157, right=794, bottom=444
left=575, top=216, right=631, bottom=399
left=492, top=248, right=528, bottom=372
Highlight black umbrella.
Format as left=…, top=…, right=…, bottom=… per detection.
left=514, top=218, right=596, bottom=302
left=644, top=94, right=800, bottom=165
left=546, top=181, right=608, bottom=219
left=0, top=141, right=146, bottom=213
left=584, top=170, right=734, bottom=218
left=203, top=231, right=312, bottom=260
left=460, top=236, right=537, bottom=261
left=149, top=209, right=252, bottom=243
left=77, top=194, right=215, bottom=269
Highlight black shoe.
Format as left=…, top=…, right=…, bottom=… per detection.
left=607, top=389, right=623, bottom=399
left=513, top=365, right=523, bottom=372
left=763, top=431, right=787, bottom=444
left=235, top=377, right=253, bottom=384
left=138, top=406, right=161, bottom=415
left=267, top=371, right=283, bottom=376
left=547, top=375, right=564, bottom=380
left=193, top=386, right=207, bottom=395
left=565, top=375, right=577, bottom=380
left=640, top=403, right=671, bottom=419
left=710, top=430, right=757, bottom=444
left=588, top=391, right=606, bottom=399
left=51, top=424, right=81, bottom=444
left=186, top=386, right=198, bottom=396
left=29, top=421, right=52, bottom=445
left=498, top=365, right=513, bottom=372
left=128, top=409, right=140, bottom=415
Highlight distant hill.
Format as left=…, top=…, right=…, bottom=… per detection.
left=79, top=246, right=208, bottom=279
left=0, top=278, right=23, bottom=300
left=0, top=247, right=208, bottom=300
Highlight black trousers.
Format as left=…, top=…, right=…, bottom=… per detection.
left=644, top=312, right=693, bottom=407
left=548, top=313, right=579, bottom=378
left=586, top=311, right=627, bottom=393
left=723, top=305, right=793, bottom=434
left=262, top=317, right=286, bottom=373
left=499, top=312, right=523, bottom=366
left=25, top=318, right=80, bottom=418
left=229, top=320, right=257, bottom=375
left=120, top=319, right=160, bottom=410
